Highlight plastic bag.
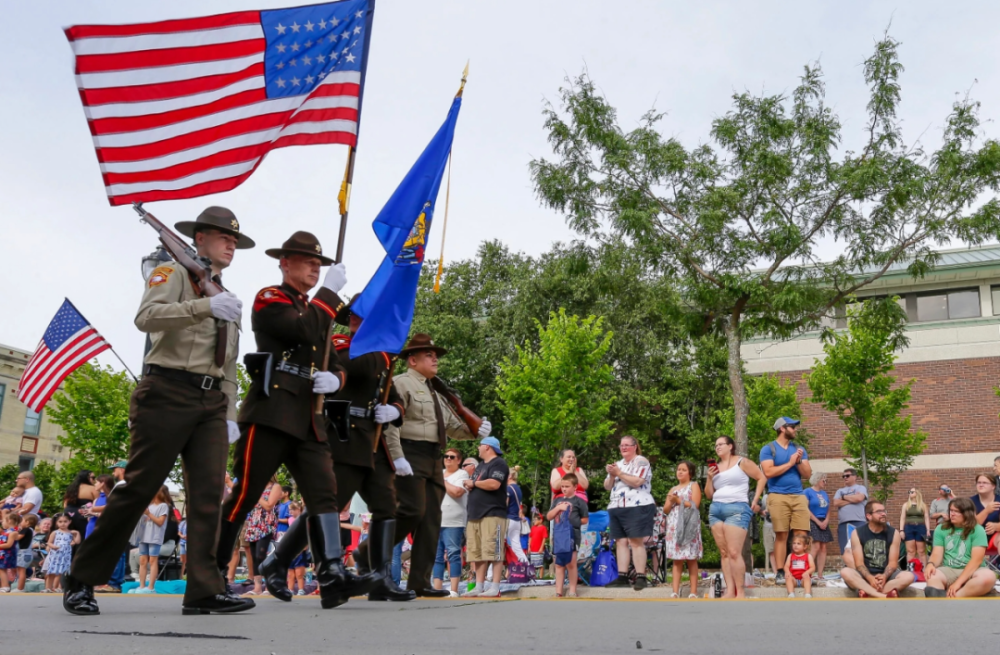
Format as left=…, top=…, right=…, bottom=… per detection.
left=589, top=549, right=618, bottom=587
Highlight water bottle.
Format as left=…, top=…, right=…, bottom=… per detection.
left=713, top=573, right=722, bottom=598
left=306, top=569, right=314, bottom=584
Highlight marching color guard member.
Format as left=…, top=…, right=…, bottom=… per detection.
left=260, top=300, right=414, bottom=602
left=215, top=231, right=380, bottom=609
left=355, top=334, right=491, bottom=598
left=64, top=208, right=254, bottom=616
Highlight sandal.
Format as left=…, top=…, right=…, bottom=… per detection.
left=886, top=589, right=899, bottom=598
left=857, top=589, right=869, bottom=599
left=669, top=592, right=679, bottom=598
left=555, top=592, right=563, bottom=598
left=688, top=594, right=698, bottom=599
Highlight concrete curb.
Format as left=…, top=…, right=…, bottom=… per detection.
left=513, top=584, right=992, bottom=599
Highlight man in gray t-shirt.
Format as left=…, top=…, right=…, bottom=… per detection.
left=833, top=469, right=868, bottom=555
left=929, top=486, right=952, bottom=529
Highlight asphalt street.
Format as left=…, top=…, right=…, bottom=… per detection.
left=2, top=595, right=998, bottom=655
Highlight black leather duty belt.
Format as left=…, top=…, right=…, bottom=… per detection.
left=274, top=361, right=314, bottom=380
left=144, top=364, right=224, bottom=391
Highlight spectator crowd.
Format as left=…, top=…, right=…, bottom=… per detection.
left=2, top=417, right=1000, bottom=600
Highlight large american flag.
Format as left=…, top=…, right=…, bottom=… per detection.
left=17, top=300, right=111, bottom=413
left=65, top=0, right=374, bottom=206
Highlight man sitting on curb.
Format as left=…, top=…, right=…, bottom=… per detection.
left=840, top=501, right=914, bottom=598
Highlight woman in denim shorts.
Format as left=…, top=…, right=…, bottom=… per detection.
left=705, top=436, right=766, bottom=599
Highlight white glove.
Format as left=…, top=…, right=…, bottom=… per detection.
left=227, top=421, right=241, bottom=444
left=477, top=418, right=492, bottom=439
left=322, top=263, right=347, bottom=293
left=393, top=457, right=414, bottom=476
left=209, top=292, right=242, bottom=322
left=312, top=370, right=341, bottom=394
left=374, top=404, right=401, bottom=424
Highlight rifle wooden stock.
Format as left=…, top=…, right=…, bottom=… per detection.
left=430, top=377, right=483, bottom=435
left=133, top=202, right=228, bottom=366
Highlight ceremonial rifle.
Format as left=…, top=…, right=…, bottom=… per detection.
left=430, top=377, right=483, bottom=435
left=132, top=202, right=229, bottom=367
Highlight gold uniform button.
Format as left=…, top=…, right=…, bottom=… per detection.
left=313, top=346, right=317, bottom=351
left=273, top=384, right=279, bottom=389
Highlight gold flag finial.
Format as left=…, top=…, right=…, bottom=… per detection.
left=456, top=60, right=469, bottom=98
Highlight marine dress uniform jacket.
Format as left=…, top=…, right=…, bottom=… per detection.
left=72, top=262, right=240, bottom=604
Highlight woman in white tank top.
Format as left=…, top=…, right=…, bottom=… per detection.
left=704, top=436, right=766, bottom=599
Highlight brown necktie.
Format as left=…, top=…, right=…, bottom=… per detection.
left=427, top=379, right=447, bottom=449
left=213, top=276, right=227, bottom=368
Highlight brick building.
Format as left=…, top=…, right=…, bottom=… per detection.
left=743, top=245, right=1000, bottom=549
left=0, top=343, right=71, bottom=470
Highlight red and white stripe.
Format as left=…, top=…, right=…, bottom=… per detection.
left=66, top=11, right=360, bottom=205
left=16, top=329, right=111, bottom=413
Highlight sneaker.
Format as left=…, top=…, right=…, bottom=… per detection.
left=10, top=588, right=22, bottom=594
left=788, top=592, right=795, bottom=598
left=136, top=587, right=155, bottom=595
left=462, top=584, right=483, bottom=598
left=804, top=593, right=812, bottom=598
left=296, top=590, right=306, bottom=596
left=448, top=591, right=459, bottom=598
left=479, top=584, right=501, bottom=598
left=633, top=577, right=647, bottom=591
left=775, top=573, right=785, bottom=585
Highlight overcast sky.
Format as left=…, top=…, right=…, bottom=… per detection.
left=3, top=0, right=1000, bottom=375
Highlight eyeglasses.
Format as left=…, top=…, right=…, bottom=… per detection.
left=870, top=509, right=887, bottom=515
left=842, top=475, right=851, bottom=479
left=620, top=443, right=636, bottom=449
left=444, top=455, right=458, bottom=460
left=908, top=490, right=916, bottom=494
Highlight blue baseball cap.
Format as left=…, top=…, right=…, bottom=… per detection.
left=773, top=417, right=801, bottom=431
left=480, top=436, right=502, bottom=455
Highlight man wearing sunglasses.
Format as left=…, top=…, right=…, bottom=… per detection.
left=833, top=469, right=868, bottom=556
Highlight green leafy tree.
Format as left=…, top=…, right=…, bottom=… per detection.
left=496, top=309, right=614, bottom=507
left=531, top=34, right=1000, bottom=455
left=46, top=363, right=134, bottom=473
left=710, top=373, right=809, bottom=462
left=808, top=299, right=927, bottom=502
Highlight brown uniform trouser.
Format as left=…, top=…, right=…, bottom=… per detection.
left=71, top=375, right=229, bottom=603
left=392, top=440, right=444, bottom=594
left=222, top=424, right=339, bottom=528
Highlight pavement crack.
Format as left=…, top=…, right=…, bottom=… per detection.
left=71, top=630, right=248, bottom=640
left=399, top=599, right=514, bottom=610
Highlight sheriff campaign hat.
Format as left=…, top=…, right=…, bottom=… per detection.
left=175, top=206, right=255, bottom=249
left=335, top=296, right=358, bottom=326
left=399, top=333, right=448, bottom=358
left=265, top=231, right=334, bottom=266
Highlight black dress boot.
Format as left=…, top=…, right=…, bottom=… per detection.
left=63, top=573, right=100, bottom=616
left=308, top=513, right=382, bottom=609
left=366, top=519, right=416, bottom=602
left=215, top=520, right=243, bottom=597
left=261, top=511, right=309, bottom=601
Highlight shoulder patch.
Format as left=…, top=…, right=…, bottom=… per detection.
left=147, top=266, right=175, bottom=287
left=253, top=287, right=292, bottom=312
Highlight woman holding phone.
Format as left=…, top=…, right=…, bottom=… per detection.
left=704, top=436, right=766, bottom=599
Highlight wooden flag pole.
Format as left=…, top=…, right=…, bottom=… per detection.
left=433, top=62, right=469, bottom=294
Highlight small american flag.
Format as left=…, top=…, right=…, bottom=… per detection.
left=17, top=300, right=111, bottom=413
left=65, top=0, right=373, bottom=206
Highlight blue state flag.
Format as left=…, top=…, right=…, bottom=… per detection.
left=350, top=95, right=462, bottom=357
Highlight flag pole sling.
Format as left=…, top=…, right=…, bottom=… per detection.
left=315, top=0, right=377, bottom=413
left=65, top=298, right=138, bottom=382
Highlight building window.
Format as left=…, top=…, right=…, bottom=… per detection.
left=992, top=286, right=1000, bottom=316
left=23, top=408, right=41, bottom=436
left=915, top=288, right=980, bottom=322
left=18, top=456, right=34, bottom=472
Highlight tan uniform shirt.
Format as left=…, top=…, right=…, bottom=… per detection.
left=384, top=369, right=472, bottom=456
left=135, top=262, right=240, bottom=421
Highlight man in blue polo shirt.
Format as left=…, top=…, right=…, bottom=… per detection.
left=760, top=417, right=812, bottom=583
left=276, top=486, right=293, bottom=538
